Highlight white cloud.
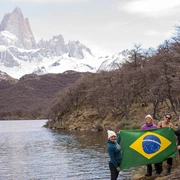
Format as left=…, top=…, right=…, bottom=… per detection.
left=165, top=30, right=175, bottom=39
left=121, top=0, right=180, bottom=16
left=2, top=0, right=88, bottom=3
left=106, top=21, right=129, bottom=30
left=145, top=30, right=159, bottom=35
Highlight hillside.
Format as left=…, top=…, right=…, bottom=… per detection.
left=0, top=71, right=88, bottom=120
left=44, top=27, right=180, bottom=132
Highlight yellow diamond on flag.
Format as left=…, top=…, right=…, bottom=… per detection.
left=130, top=131, right=171, bottom=159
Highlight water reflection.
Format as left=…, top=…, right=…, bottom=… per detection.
left=0, top=120, right=132, bottom=180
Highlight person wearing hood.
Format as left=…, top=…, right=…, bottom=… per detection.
left=107, top=130, right=122, bottom=180
left=141, top=115, right=162, bottom=176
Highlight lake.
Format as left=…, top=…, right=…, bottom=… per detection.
left=0, top=120, right=132, bottom=180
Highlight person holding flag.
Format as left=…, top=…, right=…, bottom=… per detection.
left=141, top=114, right=162, bottom=176
left=107, top=130, right=122, bottom=180
left=157, top=113, right=174, bottom=175
left=119, top=116, right=177, bottom=175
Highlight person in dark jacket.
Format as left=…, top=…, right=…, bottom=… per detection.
left=107, top=130, right=122, bottom=180
left=141, top=114, right=162, bottom=176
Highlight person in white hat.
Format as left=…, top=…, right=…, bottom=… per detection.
left=107, top=130, right=122, bottom=180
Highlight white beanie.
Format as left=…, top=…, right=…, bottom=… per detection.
left=107, top=130, right=117, bottom=139
left=145, top=114, right=153, bottom=120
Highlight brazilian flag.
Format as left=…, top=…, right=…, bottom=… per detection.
left=120, top=127, right=177, bottom=170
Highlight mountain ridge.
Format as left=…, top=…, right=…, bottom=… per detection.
left=0, top=7, right=127, bottom=79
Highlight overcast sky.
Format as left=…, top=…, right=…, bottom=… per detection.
left=1, top=0, right=180, bottom=56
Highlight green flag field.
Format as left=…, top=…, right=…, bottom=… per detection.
left=120, top=127, right=177, bottom=170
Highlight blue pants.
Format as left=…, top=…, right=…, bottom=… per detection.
left=109, top=162, right=120, bottom=180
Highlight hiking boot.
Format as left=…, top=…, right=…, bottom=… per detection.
left=165, top=171, right=170, bottom=176
left=165, top=165, right=171, bottom=176
left=155, top=173, right=161, bottom=177
left=145, top=173, right=152, bottom=176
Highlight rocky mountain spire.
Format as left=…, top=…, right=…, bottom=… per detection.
left=0, top=7, right=37, bottom=49
left=0, top=7, right=105, bottom=79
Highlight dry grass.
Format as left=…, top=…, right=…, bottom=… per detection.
left=131, top=155, right=180, bottom=180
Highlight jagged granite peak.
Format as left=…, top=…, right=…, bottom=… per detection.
left=68, top=40, right=93, bottom=59
left=37, top=36, right=93, bottom=59
left=52, top=34, right=65, bottom=44
left=32, top=66, right=48, bottom=75
left=0, top=7, right=37, bottom=49
left=37, top=34, right=68, bottom=56
left=0, top=7, right=119, bottom=79
left=97, top=50, right=129, bottom=72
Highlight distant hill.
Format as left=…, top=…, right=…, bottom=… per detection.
left=0, top=71, right=88, bottom=120
left=0, top=70, right=18, bottom=90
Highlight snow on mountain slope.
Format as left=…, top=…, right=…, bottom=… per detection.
left=97, top=50, right=130, bottom=72
left=0, top=45, right=104, bottom=79
left=0, top=7, right=128, bottom=79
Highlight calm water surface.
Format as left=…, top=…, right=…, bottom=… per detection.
left=0, top=120, right=132, bottom=180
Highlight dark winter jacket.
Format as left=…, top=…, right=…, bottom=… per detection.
left=107, top=134, right=122, bottom=168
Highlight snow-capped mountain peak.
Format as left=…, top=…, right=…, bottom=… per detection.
left=0, top=7, right=37, bottom=49
left=0, top=7, right=127, bottom=79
